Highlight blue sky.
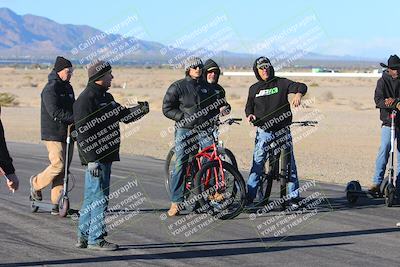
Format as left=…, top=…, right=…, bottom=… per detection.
left=1, top=0, right=399, bottom=59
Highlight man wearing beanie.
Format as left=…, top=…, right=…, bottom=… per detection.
left=30, top=56, right=75, bottom=215
left=73, top=60, right=149, bottom=251
left=162, top=56, right=218, bottom=216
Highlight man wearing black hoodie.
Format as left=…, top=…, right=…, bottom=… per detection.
left=245, top=56, right=307, bottom=207
left=203, top=59, right=231, bottom=116
left=370, top=55, right=400, bottom=195
left=30, top=56, right=75, bottom=215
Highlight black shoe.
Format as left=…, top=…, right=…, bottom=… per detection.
left=75, top=239, right=88, bottom=249
left=29, top=175, right=42, bottom=201
left=51, top=204, right=59, bottom=215
left=286, top=199, right=300, bottom=210
left=88, top=240, right=119, bottom=251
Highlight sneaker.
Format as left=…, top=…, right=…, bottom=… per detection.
left=286, top=199, right=300, bottom=210
left=29, top=175, right=42, bottom=201
left=396, top=222, right=400, bottom=227
left=75, top=239, right=88, bottom=249
left=88, top=240, right=119, bottom=251
left=51, top=204, right=59, bottom=215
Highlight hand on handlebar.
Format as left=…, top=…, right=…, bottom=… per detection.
left=385, top=98, right=395, bottom=107
left=291, top=93, right=302, bottom=107
left=247, top=114, right=256, bottom=125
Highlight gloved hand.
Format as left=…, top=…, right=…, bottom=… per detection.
left=87, top=162, right=101, bottom=177
left=138, top=101, right=150, bottom=115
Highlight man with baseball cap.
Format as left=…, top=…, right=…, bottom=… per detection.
left=370, top=55, right=400, bottom=196
left=30, top=56, right=75, bottom=215
left=73, top=60, right=149, bottom=251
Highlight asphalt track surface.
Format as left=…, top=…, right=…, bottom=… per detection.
left=1, top=142, right=400, bottom=267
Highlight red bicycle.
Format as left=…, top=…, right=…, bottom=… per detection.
left=165, top=118, right=246, bottom=220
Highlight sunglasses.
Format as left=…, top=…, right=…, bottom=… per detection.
left=258, top=65, right=269, bottom=70
left=190, top=64, right=203, bottom=69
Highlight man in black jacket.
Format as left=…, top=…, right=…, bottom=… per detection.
left=370, top=55, right=400, bottom=195
left=163, top=57, right=222, bottom=216
left=245, top=56, right=307, bottom=208
left=0, top=106, right=19, bottom=192
left=74, top=60, right=149, bottom=251
left=30, top=56, right=74, bottom=214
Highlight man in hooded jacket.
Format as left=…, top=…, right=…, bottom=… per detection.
left=245, top=56, right=307, bottom=208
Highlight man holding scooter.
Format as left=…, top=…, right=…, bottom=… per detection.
left=370, top=55, right=400, bottom=198
left=30, top=56, right=75, bottom=215
left=74, top=60, right=149, bottom=251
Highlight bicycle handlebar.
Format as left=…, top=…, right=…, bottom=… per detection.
left=291, top=121, right=318, bottom=127
left=218, top=118, right=242, bottom=126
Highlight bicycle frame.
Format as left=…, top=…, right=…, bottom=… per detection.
left=191, top=142, right=225, bottom=191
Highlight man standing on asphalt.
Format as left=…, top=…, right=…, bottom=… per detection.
left=74, top=60, right=149, bottom=251
left=370, top=55, right=400, bottom=197
left=245, top=56, right=307, bottom=208
left=30, top=56, right=75, bottom=215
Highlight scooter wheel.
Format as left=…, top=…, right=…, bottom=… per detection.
left=345, top=181, right=360, bottom=204
left=385, top=184, right=395, bottom=207
left=59, top=197, right=69, bottom=217
left=31, top=203, right=39, bottom=213
left=346, top=192, right=358, bottom=204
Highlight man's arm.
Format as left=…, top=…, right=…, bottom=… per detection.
left=374, top=79, right=397, bottom=109
left=0, top=120, right=15, bottom=175
left=162, top=83, right=184, bottom=121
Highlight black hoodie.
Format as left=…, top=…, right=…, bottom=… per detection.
left=245, top=57, right=307, bottom=131
left=202, top=59, right=230, bottom=115
left=374, top=71, right=400, bottom=127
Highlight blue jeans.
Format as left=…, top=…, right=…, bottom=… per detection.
left=170, top=128, right=213, bottom=203
left=78, top=162, right=112, bottom=245
left=372, top=126, right=400, bottom=193
left=247, top=127, right=299, bottom=202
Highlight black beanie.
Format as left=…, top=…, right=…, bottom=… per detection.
left=87, top=60, right=112, bottom=82
left=54, top=56, right=72, bottom=72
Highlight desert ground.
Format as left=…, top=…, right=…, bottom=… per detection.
left=0, top=67, right=383, bottom=186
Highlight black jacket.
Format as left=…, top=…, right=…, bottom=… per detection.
left=0, top=118, right=15, bottom=175
left=374, top=71, right=400, bottom=127
left=41, top=70, right=75, bottom=142
left=245, top=57, right=307, bottom=131
left=163, top=76, right=219, bottom=129
left=73, top=82, right=146, bottom=165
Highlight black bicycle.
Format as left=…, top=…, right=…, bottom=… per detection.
left=252, top=121, right=318, bottom=210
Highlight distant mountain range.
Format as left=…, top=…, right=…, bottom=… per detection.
left=0, top=7, right=380, bottom=67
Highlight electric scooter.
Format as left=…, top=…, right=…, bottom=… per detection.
left=346, top=110, right=397, bottom=207
left=31, top=125, right=74, bottom=217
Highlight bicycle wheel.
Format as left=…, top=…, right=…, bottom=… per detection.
left=164, top=147, right=175, bottom=198
left=194, top=160, right=246, bottom=220
left=219, top=148, right=238, bottom=170
left=255, top=156, right=276, bottom=206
